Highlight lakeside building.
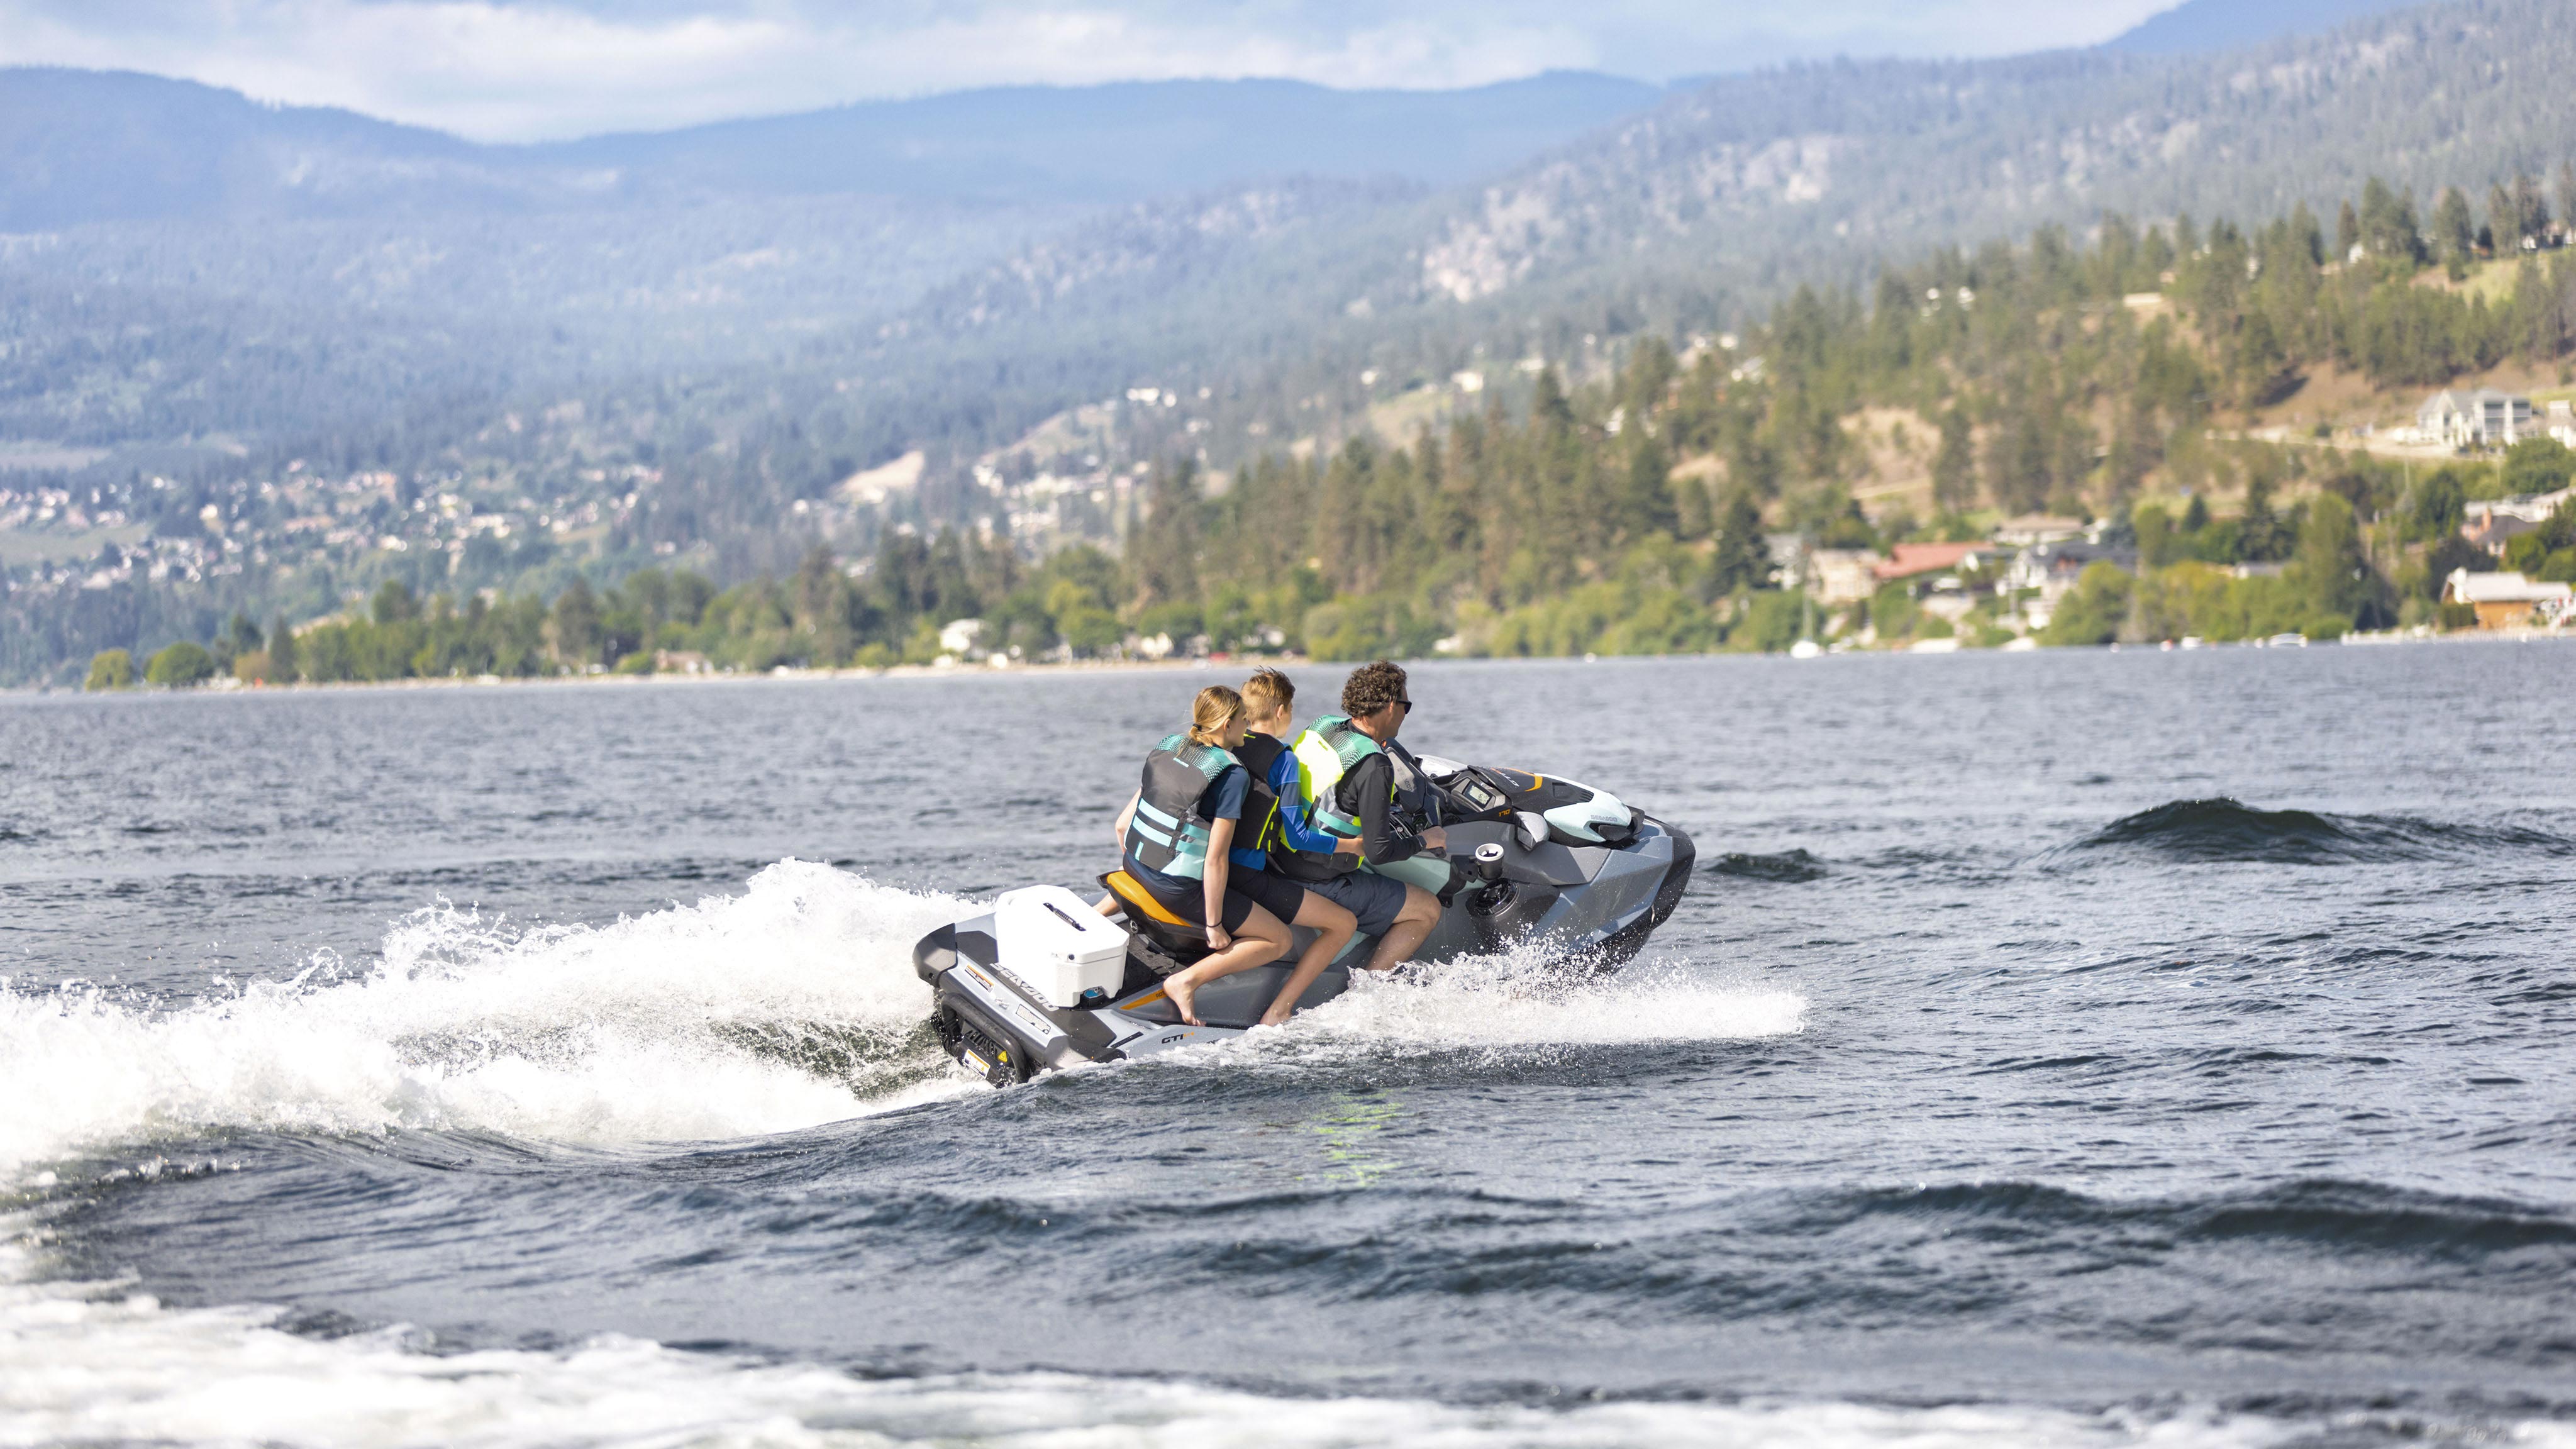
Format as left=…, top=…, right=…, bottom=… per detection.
left=2441, top=568, right=2574, bottom=629
left=1807, top=548, right=1883, bottom=605
left=2462, top=486, right=2574, bottom=555
left=2417, top=388, right=2536, bottom=448
left=1991, top=514, right=2085, bottom=548
left=1873, top=542, right=1992, bottom=585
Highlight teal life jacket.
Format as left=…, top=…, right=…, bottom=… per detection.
left=1275, top=714, right=1387, bottom=880
left=1123, top=733, right=1240, bottom=880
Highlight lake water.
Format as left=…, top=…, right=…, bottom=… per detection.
left=5, top=646, right=2575, bottom=1448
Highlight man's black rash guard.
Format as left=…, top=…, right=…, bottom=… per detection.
left=1345, top=752, right=1424, bottom=867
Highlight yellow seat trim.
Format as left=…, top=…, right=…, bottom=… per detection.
left=1104, top=870, right=1193, bottom=928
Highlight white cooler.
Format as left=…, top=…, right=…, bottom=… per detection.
left=993, top=885, right=1131, bottom=1008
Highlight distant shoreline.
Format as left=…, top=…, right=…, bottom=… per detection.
left=16, top=654, right=1253, bottom=697
left=21, top=627, right=2576, bottom=697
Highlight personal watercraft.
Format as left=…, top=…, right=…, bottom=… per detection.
left=914, top=757, right=1694, bottom=1085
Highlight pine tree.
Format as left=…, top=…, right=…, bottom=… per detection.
left=267, top=615, right=297, bottom=680
left=2433, top=187, right=2477, bottom=277
left=1707, top=488, right=1772, bottom=594
left=1130, top=457, right=1204, bottom=606
left=1931, top=404, right=1977, bottom=513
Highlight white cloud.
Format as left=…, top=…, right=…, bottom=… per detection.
left=0, top=0, right=2177, bottom=142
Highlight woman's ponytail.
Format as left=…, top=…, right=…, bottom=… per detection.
left=1186, top=684, right=1245, bottom=747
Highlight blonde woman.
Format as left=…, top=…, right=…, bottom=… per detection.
left=1108, top=685, right=1297, bottom=1024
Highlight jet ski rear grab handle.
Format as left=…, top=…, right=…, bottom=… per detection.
left=911, top=761, right=1696, bottom=1085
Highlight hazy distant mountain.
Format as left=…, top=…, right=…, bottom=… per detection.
left=1386, top=0, right=2534, bottom=317
left=0, top=67, right=1664, bottom=231
left=0, top=69, right=525, bottom=230
left=0, top=65, right=1663, bottom=447
left=2103, top=0, right=2437, bottom=54
left=799, top=0, right=2576, bottom=479
left=4, top=0, right=2566, bottom=477
left=538, top=73, right=1665, bottom=205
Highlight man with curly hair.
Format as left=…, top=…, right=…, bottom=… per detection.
left=1269, top=659, right=1446, bottom=973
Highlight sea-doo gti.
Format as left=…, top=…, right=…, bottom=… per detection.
left=914, top=758, right=1694, bottom=1085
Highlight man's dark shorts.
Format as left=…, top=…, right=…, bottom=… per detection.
left=1299, top=869, right=1409, bottom=939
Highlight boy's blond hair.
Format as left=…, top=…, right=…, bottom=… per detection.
left=1241, top=667, right=1294, bottom=724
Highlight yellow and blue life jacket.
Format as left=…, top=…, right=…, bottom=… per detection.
left=1276, top=714, right=1389, bottom=879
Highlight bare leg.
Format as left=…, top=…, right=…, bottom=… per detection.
left=1163, top=905, right=1292, bottom=1026
left=1362, top=884, right=1440, bottom=974
left=1094, top=894, right=1121, bottom=918
left=1259, top=893, right=1358, bottom=1026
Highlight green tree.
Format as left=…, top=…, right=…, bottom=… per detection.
left=2294, top=492, right=2370, bottom=623
left=2359, top=177, right=2424, bottom=265
left=2041, top=562, right=2135, bottom=646
left=1130, top=457, right=1206, bottom=606
left=2432, top=186, right=2477, bottom=277
left=2237, top=475, right=2290, bottom=562
left=267, top=616, right=299, bottom=680
left=1058, top=606, right=1124, bottom=657
left=552, top=577, right=602, bottom=668
left=2133, top=504, right=2177, bottom=568
left=1931, top=405, right=1977, bottom=513
left=372, top=579, right=420, bottom=626
left=1726, top=589, right=1809, bottom=653
left=85, top=649, right=135, bottom=691
left=144, top=641, right=216, bottom=688
left=1707, top=487, right=1773, bottom=594
left=2502, top=436, right=2576, bottom=496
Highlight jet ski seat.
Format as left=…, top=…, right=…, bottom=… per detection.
left=1098, top=870, right=1213, bottom=965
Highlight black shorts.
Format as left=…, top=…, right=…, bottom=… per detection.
left=1126, top=861, right=1304, bottom=932
left=1300, top=869, right=1410, bottom=939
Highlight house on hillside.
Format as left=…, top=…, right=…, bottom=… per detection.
left=2418, top=389, right=2535, bottom=448
left=2006, top=540, right=2140, bottom=631
left=938, top=618, right=985, bottom=656
left=1874, top=541, right=1991, bottom=586
left=2442, top=568, right=2573, bottom=629
left=2462, top=487, right=2573, bottom=555
left=1992, top=514, right=2085, bottom=548
left=2004, top=540, right=2139, bottom=596
left=1807, top=548, right=1883, bottom=604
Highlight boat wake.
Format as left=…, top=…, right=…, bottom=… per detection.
left=0, top=861, right=974, bottom=1178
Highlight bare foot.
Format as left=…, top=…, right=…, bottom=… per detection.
left=1165, top=976, right=1203, bottom=1026
left=1257, top=1008, right=1293, bottom=1028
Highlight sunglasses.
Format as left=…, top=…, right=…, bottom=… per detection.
left=1396, top=698, right=1413, bottom=713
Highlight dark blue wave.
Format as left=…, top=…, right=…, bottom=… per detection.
left=2069, top=798, right=2576, bottom=865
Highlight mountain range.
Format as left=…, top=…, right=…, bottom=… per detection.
left=0, top=0, right=2542, bottom=494
left=0, top=68, right=1667, bottom=231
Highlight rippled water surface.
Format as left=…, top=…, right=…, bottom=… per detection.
left=6, top=647, right=2576, bottom=1447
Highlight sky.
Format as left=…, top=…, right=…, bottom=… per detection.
left=2, top=0, right=2182, bottom=142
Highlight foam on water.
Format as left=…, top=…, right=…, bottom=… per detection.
left=1177, top=947, right=1807, bottom=1075
left=0, top=860, right=972, bottom=1176
left=0, top=1218, right=2377, bottom=1449
left=1313, top=949, right=1805, bottom=1046
left=0, top=863, right=1826, bottom=1446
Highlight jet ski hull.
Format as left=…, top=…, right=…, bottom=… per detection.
left=915, top=916, right=1343, bottom=1084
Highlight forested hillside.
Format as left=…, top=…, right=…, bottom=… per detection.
left=33, top=0, right=2576, bottom=684
left=54, top=157, right=2576, bottom=687
left=0, top=68, right=1655, bottom=453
